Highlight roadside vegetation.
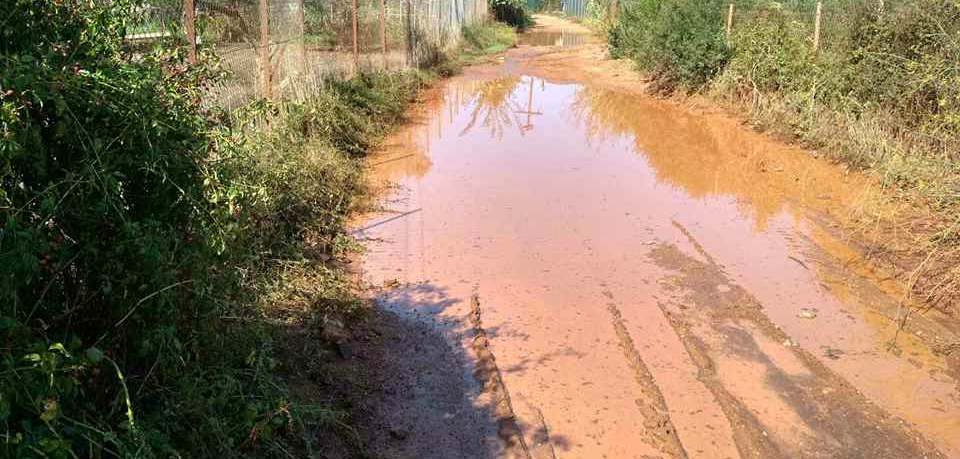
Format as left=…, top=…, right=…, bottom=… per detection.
left=490, top=0, right=535, bottom=29
left=604, top=0, right=960, bottom=316
left=0, top=0, right=514, bottom=456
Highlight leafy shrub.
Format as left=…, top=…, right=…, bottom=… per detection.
left=0, top=0, right=236, bottom=454
left=490, top=0, right=534, bottom=29
left=610, top=0, right=731, bottom=89
left=721, top=5, right=820, bottom=93
left=0, top=0, right=427, bottom=455
left=844, top=0, right=960, bottom=139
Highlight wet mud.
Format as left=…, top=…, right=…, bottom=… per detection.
left=354, top=15, right=960, bottom=458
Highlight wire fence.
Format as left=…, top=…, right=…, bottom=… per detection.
left=725, top=0, right=890, bottom=54
left=562, top=0, right=588, bottom=18
left=582, top=0, right=893, bottom=52
left=525, top=0, right=590, bottom=18
left=126, top=0, right=489, bottom=109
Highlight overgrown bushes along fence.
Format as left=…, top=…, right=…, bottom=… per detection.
left=126, top=0, right=489, bottom=109
left=1, top=0, right=512, bottom=456
left=604, top=0, right=960, bottom=313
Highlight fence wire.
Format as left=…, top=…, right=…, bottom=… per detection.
left=728, top=0, right=893, bottom=54
left=126, top=0, right=488, bottom=109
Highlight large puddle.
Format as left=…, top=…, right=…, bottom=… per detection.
left=357, top=74, right=960, bottom=457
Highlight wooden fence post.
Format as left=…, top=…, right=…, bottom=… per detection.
left=298, top=0, right=307, bottom=83
left=813, top=1, right=822, bottom=52
left=381, top=0, right=387, bottom=66
left=259, top=0, right=272, bottom=99
left=725, top=3, right=734, bottom=42
left=183, top=0, right=197, bottom=64
left=352, top=0, right=359, bottom=69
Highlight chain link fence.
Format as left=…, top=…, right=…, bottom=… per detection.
left=125, top=0, right=489, bottom=109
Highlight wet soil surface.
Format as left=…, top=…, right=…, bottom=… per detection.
left=352, top=16, right=960, bottom=459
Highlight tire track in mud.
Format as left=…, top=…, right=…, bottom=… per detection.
left=662, top=223, right=786, bottom=457
left=603, top=291, right=689, bottom=458
left=470, top=293, right=557, bottom=459
left=653, top=296, right=787, bottom=457
left=651, top=222, right=945, bottom=458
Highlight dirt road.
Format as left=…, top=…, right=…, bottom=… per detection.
left=354, top=15, right=960, bottom=458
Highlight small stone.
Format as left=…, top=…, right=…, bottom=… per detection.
left=717, top=284, right=731, bottom=293
left=797, top=308, right=818, bottom=319
left=823, top=347, right=844, bottom=360
left=783, top=339, right=795, bottom=347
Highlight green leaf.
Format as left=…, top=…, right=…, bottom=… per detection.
left=48, top=343, right=71, bottom=358
left=40, top=399, right=59, bottom=422
left=0, top=395, right=10, bottom=421
left=0, top=316, right=16, bottom=331
left=85, top=347, right=104, bottom=364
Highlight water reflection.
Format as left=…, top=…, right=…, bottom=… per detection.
left=363, top=72, right=960, bottom=457
left=517, top=30, right=593, bottom=48
left=569, top=85, right=871, bottom=230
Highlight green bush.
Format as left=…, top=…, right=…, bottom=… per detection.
left=0, top=0, right=321, bottom=455
left=721, top=6, right=820, bottom=94
left=610, top=0, right=731, bottom=89
left=490, top=0, right=534, bottom=29
left=844, top=0, right=960, bottom=138
left=0, top=0, right=428, bottom=455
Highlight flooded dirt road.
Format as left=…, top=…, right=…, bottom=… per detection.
left=355, top=17, right=960, bottom=459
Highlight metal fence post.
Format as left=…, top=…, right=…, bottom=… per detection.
left=298, top=0, right=306, bottom=77
left=813, top=1, right=822, bottom=52
left=259, top=0, right=272, bottom=99
left=183, top=0, right=197, bottom=64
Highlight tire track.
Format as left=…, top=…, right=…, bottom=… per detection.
left=654, top=298, right=786, bottom=459
left=603, top=290, right=688, bottom=458
left=470, top=293, right=557, bottom=459
left=652, top=222, right=944, bottom=458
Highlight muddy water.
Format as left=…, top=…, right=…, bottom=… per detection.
left=358, top=70, right=960, bottom=457
left=516, top=30, right=597, bottom=48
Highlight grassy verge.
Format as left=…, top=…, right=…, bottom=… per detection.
left=435, top=22, right=518, bottom=76
left=1, top=0, right=514, bottom=454
left=607, top=0, right=960, bottom=318
left=261, top=22, right=518, bottom=455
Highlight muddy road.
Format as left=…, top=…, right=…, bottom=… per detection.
left=354, top=16, right=960, bottom=459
